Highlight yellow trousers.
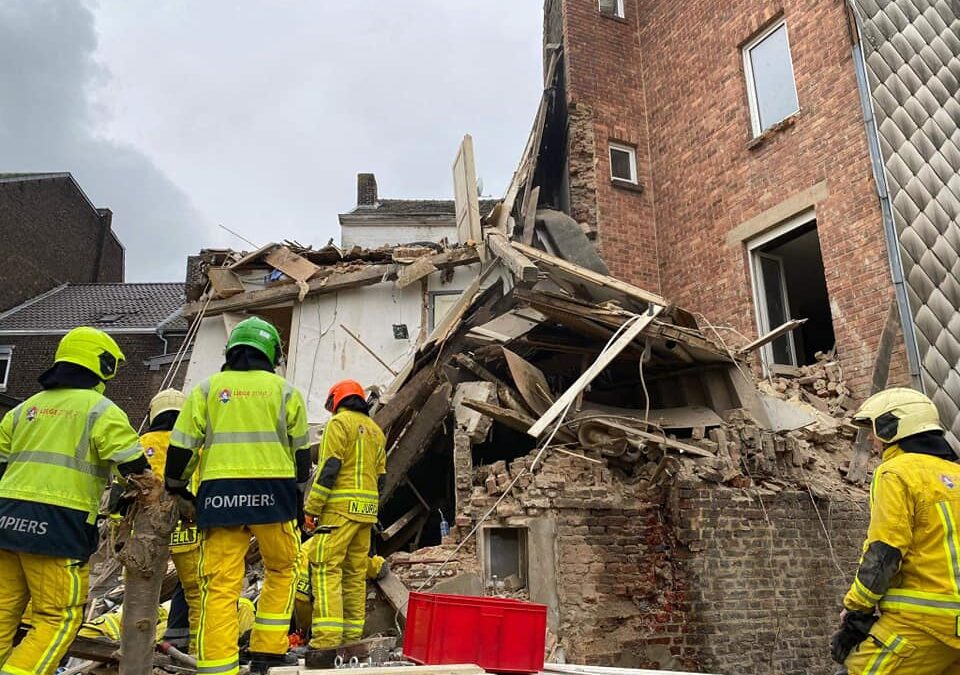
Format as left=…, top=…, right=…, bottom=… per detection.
left=172, top=547, right=202, bottom=654
left=196, top=521, right=300, bottom=675
left=0, top=550, right=88, bottom=675
left=845, top=612, right=960, bottom=674
left=309, top=514, right=372, bottom=648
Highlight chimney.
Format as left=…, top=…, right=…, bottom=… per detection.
left=357, top=173, right=378, bottom=207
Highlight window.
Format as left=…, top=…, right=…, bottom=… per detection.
left=599, top=0, right=624, bottom=18
left=743, top=19, right=800, bottom=136
left=429, top=291, right=462, bottom=331
left=609, top=143, right=637, bottom=184
left=748, top=212, right=835, bottom=368
left=482, top=527, right=528, bottom=591
left=0, top=347, right=11, bottom=391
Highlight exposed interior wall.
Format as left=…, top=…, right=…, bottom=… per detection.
left=341, top=221, right=460, bottom=249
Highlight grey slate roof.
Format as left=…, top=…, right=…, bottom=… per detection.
left=0, top=283, right=188, bottom=333
left=350, top=198, right=499, bottom=217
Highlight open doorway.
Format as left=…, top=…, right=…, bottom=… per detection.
left=749, top=212, right=835, bottom=367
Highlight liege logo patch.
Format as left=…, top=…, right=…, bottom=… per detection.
left=218, top=388, right=231, bottom=404
left=25, top=407, right=38, bottom=422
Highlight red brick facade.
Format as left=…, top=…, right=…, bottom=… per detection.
left=552, top=0, right=911, bottom=397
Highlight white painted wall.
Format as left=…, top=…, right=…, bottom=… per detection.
left=340, top=221, right=458, bottom=249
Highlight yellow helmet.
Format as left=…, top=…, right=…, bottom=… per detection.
left=148, top=388, right=186, bottom=425
left=852, top=387, right=943, bottom=444
left=54, top=327, right=125, bottom=381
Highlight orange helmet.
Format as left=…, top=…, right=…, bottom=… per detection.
left=325, top=379, right=365, bottom=412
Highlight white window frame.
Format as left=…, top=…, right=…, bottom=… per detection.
left=742, top=18, right=800, bottom=137
left=429, top=290, right=463, bottom=331
left=0, top=346, right=12, bottom=391
left=746, top=209, right=815, bottom=370
left=599, top=0, right=625, bottom=19
left=609, top=142, right=638, bottom=184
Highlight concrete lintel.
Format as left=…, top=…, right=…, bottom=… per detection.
left=726, top=180, right=829, bottom=246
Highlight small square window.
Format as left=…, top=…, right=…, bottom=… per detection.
left=482, top=527, right=528, bottom=592
left=599, top=0, right=624, bottom=19
left=743, top=19, right=800, bottom=137
left=0, top=347, right=12, bottom=391
left=609, top=143, right=637, bottom=184
left=429, top=291, right=462, bottom=331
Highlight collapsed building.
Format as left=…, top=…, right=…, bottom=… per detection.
left=178, top=218, right=870, bottom=674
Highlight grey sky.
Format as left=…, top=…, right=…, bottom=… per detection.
left=1, top=1, right=544, bottom=281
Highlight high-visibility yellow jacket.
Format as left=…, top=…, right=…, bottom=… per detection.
left=0, top=389, right=143, bottom=559
left=844, top=444, right=960, bottom=616
left=170, top=370, right=310, bottom=528
left=306, top=409, right=385, bottom=523
left=140, top=430, right=199, bottom=553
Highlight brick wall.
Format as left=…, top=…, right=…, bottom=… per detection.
left=1, top=332, right=186, bottom=428
left=672, top=483, right=866, bottom=675
left=0, top=178, right=123, bottom=312
left=554, top=0, right=912, bottom=398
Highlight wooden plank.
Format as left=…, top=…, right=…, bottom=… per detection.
left=486, top=230, right=539, bottom=286
left=396, top=256, right=438, bottom=290
left=462, top=398, right=539, bottom=435
left=265, top=245, right=322, bottom=283
left=577, top=404, right=724, bottom=429
left=512, top=241, right=669, bottom=308
left=528, top=306, right=664, bottom=437
left=227, top=242, right=277, bottom=269
left=467, top=308, right=545, bottom=344
left=380, top=503, right=426, bottom=541
left=588, top=420, right=715, bottom=458
left=373, top=366, right=440, bottom=433
left=503, top=348, right=554, bottom=416
left=381, top=382, right=452, bottom=502
left=186, top=248, right=479, bottom=317
left=737, top=318, right=807, bottom=355
left=375, top=571, right=411, bottom=620
left=520, top=185, right=541, bottom=246
left=207, top=268, right=245, bottom=298
left=66, top=636, right=119, bottom=662
left=452, top=134, right=483, bottom=248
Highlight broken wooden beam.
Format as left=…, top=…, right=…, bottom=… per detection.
left=381, top=382, right=453, bottom=502
left=737, top=318, right=807, bottom=355
left=374, top=366, right=441, bottom=435
left=512, top=241, right=669, bottom=308
left=380, top=503, right=427, bottom=541
left=376, top=570, right=411, bottom=620
left=485, top=230, right=539, bottom=286
left=207, top=267, right=245, bottom=299
left=527, top=306, right=664, bottom=437
left=184, top=248, right=479, bottom=317
left=265, top=245, right=322, bottom=283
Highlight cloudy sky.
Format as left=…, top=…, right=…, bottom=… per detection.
left=0, top=1, right=543, bottom=281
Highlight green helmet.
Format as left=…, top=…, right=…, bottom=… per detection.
left=226, top=317, right=282, bottom=365
left=55, top=326, right=125, bottom=381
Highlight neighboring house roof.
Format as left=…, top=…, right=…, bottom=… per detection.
left=0, top=283, right=187, bottom=334
left=342, top=198, right=499, bottom=218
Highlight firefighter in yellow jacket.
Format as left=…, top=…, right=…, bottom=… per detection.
left=304, top=379, right=386, bottom=649
left=139, top=388, right=204, bottom=654
left=833, top=387, right=960, bottom=674
left=164, top=317, right=311, bottom=675
left=0, top=327, right=149, bottom=675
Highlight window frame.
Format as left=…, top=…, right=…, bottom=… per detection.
left=599, top=0, right=625, bottom=19
left=428, top=290, right=463, bottom=331
left=480, top=526, right=529, bottom=590
left=0, top=346, right=12, bottom=391
left=742, top=18, right=800, bottom=137
left=609, top=142, right=638, bottom=184
left=746, top=209, right=815, bottom=370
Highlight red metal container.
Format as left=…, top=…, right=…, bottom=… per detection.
left=403, top=592, right=547, bottom=673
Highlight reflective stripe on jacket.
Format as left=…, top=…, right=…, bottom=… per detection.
left=170, top=370, right=309, bottom=483
left=0, top=389, right=143, bottom=522
left=844, top=444, right=960, bottom=615
left=307, top=409, right=385, bottom=523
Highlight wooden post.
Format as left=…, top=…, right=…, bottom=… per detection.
left=116, top=474, right=181, bottom=675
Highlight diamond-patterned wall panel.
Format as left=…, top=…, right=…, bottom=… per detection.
left=854, top=0, right=960, bottom=448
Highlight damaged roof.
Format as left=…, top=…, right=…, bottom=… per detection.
left=0, top=283, right=187, bottom=334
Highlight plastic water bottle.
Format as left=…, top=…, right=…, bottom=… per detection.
left=438, top=510, right=450, bottom=538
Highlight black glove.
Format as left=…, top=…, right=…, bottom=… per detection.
left=107, top=481, right=135, bottom=517
left=831, top=610, right=877, bottom=664
left=164, top=480, right=196, bottom=502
